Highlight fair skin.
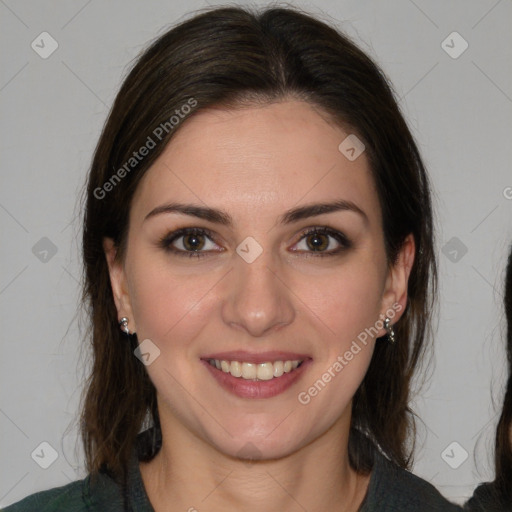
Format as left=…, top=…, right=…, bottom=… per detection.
left=104, top=100, right=415, bottom=511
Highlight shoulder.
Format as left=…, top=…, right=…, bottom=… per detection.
left=464, top=482, right=512, bottom=512
left=362, top=452, right=463, bottom=511
left=1, top=472, right=125, bottom=512
left=1, top=480, right=87, bottom=512
left=2, top=430, right=158, bottom=512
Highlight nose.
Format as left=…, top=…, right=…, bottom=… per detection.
left=221, top=249, right=295, bottom=337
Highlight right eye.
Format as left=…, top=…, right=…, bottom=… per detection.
left=159, top=228, right=223, bottom=258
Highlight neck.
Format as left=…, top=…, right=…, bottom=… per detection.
left=140, top=409, right=370, bottom=512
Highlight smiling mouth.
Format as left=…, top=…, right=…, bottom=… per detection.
left=207, top=359, right=304, bottom=381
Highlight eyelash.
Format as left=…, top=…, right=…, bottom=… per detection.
left=158, top=226, right=352, bottom=259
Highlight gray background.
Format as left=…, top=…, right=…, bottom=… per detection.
left=1, top=0, right=511, bottom=507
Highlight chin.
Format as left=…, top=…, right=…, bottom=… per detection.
left=217, top=435, right=305, bottom=463
left=199, top=413, right=318, bottom=463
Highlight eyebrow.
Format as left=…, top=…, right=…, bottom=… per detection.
left=144, top=199, right=368, bottom=226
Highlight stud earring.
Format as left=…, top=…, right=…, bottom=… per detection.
left=384, top=317, right=396, bottom=344
left=119, top=317, right=131, bottom=335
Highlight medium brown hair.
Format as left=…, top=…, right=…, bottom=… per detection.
left=494, top=244, right=512, bottom=500
left=81, top=5, right=437, bottom=482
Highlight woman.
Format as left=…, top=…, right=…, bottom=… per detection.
left=465, top=244, right=512, bottom=511
left=4, top=6, right=462, bottom=511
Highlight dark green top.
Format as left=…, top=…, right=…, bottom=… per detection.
left=3, top=434, right=462, bottom=512
left=464, top=482, right=512, bottom=512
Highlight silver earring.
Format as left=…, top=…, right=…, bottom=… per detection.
left=119, top=317, right=130, bottom=335
left=384, top=317, right=396, bottom=344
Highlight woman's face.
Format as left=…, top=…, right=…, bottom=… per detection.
left=106, top=100, right=413, bottom=460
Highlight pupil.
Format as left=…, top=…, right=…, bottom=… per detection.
left=307, top=234, right=327, bottom=251
left=184, top=234, right=204, bottom=251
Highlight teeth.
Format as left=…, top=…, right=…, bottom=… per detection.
left=230, top=361, right=242, bottom=377
left=273, top=360, right=284, bottom=377
left=241, top=362, right=257, bottom=379
left=256, top=362, right=274, bottom=381
left=208, top=359, right=303, bottom=381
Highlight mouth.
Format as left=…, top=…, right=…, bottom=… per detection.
left=200, top=351, right=312, bottom=399
left=206, top=358, right=304, bottom=381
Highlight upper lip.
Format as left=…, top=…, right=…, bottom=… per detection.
left=201, top=351, right=311, bottom=364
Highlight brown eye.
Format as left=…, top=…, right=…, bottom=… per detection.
left=305, top=233, right=329, bottom=251
left=292, top=227, right=352, bottom=256
left=182, top=233, right=205, bottom=251
left=159, top=227, right=222, bottom=258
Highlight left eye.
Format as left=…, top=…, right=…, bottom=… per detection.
left=292, top=228, right=349, bottom=254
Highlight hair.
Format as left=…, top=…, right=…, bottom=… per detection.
left=466, top=245, right=512, bottom=511
left=80, top=5, right=437, bottom=483
left=493, top=243, right=512, bottom=501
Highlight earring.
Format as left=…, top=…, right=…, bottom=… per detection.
left=119, top=317, right=131, bottom=335
left=384, top=317, right=396, bottom=344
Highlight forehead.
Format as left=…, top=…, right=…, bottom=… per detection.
left=130, top=100, right=380, bottom=226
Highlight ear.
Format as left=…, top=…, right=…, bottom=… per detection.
left=103, top=237, right=137, bottom=333
left=378, top=234, right=415, bottom=335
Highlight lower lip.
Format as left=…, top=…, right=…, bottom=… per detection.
left=201, top=359, right=312, bottom=399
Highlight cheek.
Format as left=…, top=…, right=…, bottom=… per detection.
left=127, top=253, right=220, bottom=347
left=293, top=261, right=385, bottom=344
left=292, top=268, right=382, bottom=424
